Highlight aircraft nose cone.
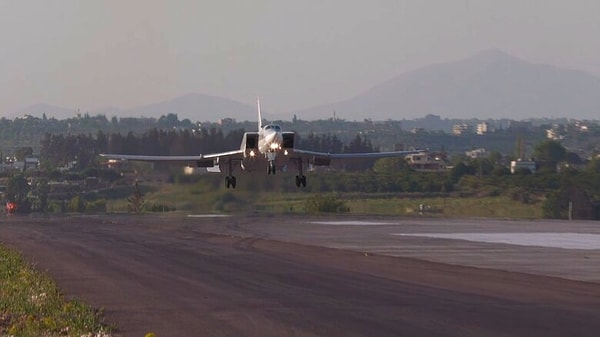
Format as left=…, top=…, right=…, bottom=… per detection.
left=265, top=131, right=282, bottom=143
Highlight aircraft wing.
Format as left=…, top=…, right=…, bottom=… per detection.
left=99, top=149, right=244, bottom=166
left=291, top=148, right=421, bottom=161
left=99, top=154, right=204, bottom=161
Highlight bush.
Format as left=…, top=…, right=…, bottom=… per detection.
left=305, top=194, right=350, bottom=213
left=148, top=203, right=176, bottom=212
left=85, top=199, right=107, bottom=213
left=68, top=195, right=86, bottom=212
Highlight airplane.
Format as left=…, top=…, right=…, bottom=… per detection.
left=100, top=99, right=421, bottom=189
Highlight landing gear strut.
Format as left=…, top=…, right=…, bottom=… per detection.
left=225, top=159, right=236, bottom=189
left=268, top=161, right=276, bottom=175
left=294, top=158, right=307, bottom=188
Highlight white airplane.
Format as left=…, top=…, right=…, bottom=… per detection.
left=100, top=99, right=420, bottom=189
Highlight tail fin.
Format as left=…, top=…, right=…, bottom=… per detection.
left=257, top=97, right=263, bottom=131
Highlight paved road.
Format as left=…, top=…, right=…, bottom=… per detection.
left=2, top=214, right=600, bottom=337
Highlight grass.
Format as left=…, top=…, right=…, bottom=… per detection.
left=102, top=179, right=545, bottom=218
left=345, top=195, right=543, bottom=218
left=0, top=245, right=112, bottom=337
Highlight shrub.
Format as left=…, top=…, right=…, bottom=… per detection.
left=305, top=194, right=350, bottom=213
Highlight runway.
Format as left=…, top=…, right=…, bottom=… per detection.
left=2, top=214, right=600, bottom=337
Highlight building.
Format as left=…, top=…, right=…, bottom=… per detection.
left=510, top=160, right=536, bottom=174
left=476, top=122, right=489, bottom=135
left=405, top=151, right=446, bottom=172
left=452, top=123, right=471, bottom=136
left=0, top=157, right=40, bottom=172
left=465, top=148, right=487, bottom=159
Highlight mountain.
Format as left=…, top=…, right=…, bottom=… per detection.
left=293, top=49, right=600, bottom=120
left=12, top=103, right=78, bottom=119
left=120, top=93, right=257, bottom=122
left=9, top=94, right=259, bottom=122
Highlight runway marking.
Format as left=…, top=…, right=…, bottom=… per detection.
left=187, top=214, right=232, bottom=218
left=309, top=221, right=396, bottom=226
left=394, top=233, right=600, bottom=250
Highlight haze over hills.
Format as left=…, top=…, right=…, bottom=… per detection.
left=11, top=94, right=259, bottom=122
left=9, top=50, right=600, bottom=122
left=294, top=49, right=600, bottom=121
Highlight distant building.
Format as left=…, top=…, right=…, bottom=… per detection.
left=476, top=122, right=489, bottom=135
left=510, top=160, right=536, bottom=174
left=466, top=148, right=487, bottom=159
left=546, top=128, right=563, bottom=140
left=575, top=121, right=589, bottom=132
left=0, top=157, right=40, bottom=172
left=217, top=118, right=236, bottom=125
left=452, top=123, right=471, bottom=136
left=508, top=120, right=532, bottom=131
left=405, top=151, right=446, bottom=172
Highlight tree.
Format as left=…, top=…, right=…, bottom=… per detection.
left=6, top=174, right=29, bottom=203
left=534, top=140, right=566, bottom=164
left=6, top=174, right=31, bottom=213
left=128, top=182, right=145, bottom=213
left=15, top=147, right=33, bottom=161
left=373, top=157, right=409, bottom=174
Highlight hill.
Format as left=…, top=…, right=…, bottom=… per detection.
left=293, top=49, right=600, bottom=120
left=120, top=93, right=257, bottom=122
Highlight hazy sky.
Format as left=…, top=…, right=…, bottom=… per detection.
left=1, top=0, right=600, bottom=116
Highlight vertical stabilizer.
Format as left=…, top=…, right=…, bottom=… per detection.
left=257, top=97, right=263, bottom=131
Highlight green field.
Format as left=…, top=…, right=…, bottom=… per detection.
left=0, top=245, right=112, bottom=337
left=105, top=181, right=543, bottom=219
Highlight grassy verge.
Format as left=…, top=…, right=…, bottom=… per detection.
left=105, top=181, right=544, bottom=218
left=0, top=245, right=112, bottom=337
left=345, top=195, right=542, bottom=218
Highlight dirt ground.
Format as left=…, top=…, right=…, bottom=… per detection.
left=2, top=214, right=600, bottom=337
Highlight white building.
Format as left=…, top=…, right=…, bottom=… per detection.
left=476, top=122, right=489, bottom=135
left=405, top=151, right=446, bottom=172
left=466, top=148, right=487, bottom=159
left=452, top=123, right=471, bottom=136
left=510, top=160, right=536, bottom=174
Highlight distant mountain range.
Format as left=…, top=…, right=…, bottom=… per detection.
left=293, top=49, right=600, bottom=121
left=12, top=50, right=600, bottom=121
left=13, top=94, right=258, bottom=122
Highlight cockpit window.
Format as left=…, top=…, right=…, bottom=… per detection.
left=264, top=124, right=281, bottom=131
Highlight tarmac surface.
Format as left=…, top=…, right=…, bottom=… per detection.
left=2, top=214, right=600, bottom=337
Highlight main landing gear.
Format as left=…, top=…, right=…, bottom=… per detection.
left=295, top=175, right=307, bottom=187
left=225, top=176, right=236, bottom=189
left=294, top=158, right=307, bottom=188
left=225, top=159, right=237, bottom=189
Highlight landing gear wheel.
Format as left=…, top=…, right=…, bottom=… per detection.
left=225, top=176, right=237, bottom=189
left=268, top=163, right=276, bottom=175
left=295, top=175, right=307, bottom=188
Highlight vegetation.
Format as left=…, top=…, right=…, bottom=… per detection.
left=0, top=245, right=112, bottom=337
left=304, top=194, right=350, bottom=213
left=0, top=113, right=599, bottom=219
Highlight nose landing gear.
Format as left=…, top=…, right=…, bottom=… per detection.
left=268, top=161, right=276, bottom=175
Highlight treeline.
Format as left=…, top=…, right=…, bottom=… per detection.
left=11, top=127, right=600, bottom=219
left=38, top=128, right=379, bottom=171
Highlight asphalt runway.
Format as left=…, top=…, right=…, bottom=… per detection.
left=2, top=214, right=600, bottom=337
